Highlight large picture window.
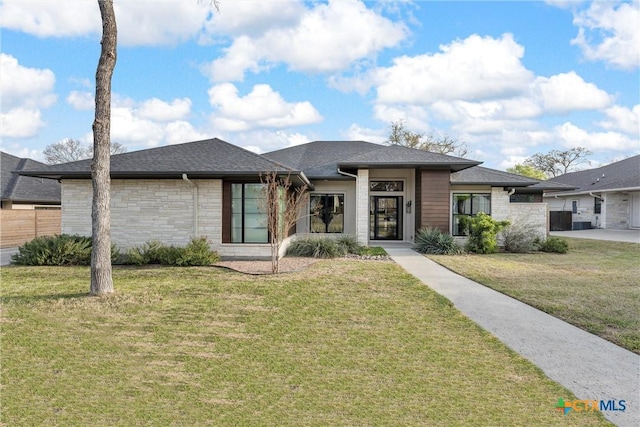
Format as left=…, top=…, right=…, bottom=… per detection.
left=231, top=183, right=268, bottom=243
left=452, top=193, right=491, bottom=236
left=310, top=194, right=344, bottom=233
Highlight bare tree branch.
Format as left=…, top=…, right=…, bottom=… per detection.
left=386, top=119, right=468, bottom=158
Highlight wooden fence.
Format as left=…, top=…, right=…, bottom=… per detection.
left=0, top=209, right=61, bottom=248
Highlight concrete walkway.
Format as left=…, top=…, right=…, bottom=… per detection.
left=0, top=247, right=19, bottom=266
left=550, top=228, right=640, bottom=243
left=382, top=246, right=639, bottom=427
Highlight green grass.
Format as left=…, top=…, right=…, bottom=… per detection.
left=1, top=262, right=611, bottom=426
left=429, top=238, right=640, bottom=353
left=358, top=246, right=388, bottom=256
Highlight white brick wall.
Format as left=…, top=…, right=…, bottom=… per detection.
left=356, top=169, right=369, bottom=245
left=62, top=179, right=278, bottom=259
left=605, top=192, right=630, bottom=229
left=491, top=188, right=510, bottom=221
left=508, top=203, right=548, bottom=238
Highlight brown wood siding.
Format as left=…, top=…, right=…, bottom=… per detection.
left=0, top=209, right=61, bottom=248
left=418, top=170, right=451, bottom=233
left=415, top=168, right=422, bottom=230
left=221, top=181, right=231, bottom=243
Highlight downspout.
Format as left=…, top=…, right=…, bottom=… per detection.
left=182, top=174, right=199, bottom=237
left=507, top=188, right=516, bottom=196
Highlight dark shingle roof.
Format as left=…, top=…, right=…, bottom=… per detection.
left=265, top=141, right=479, bottom=179
left=452, top=166, right=540, bottom=186
left=543, top=155, right=640, bottom=195
left=19, top=138, right=306, bottom=183
left=1, top=152, right=61, bottom=204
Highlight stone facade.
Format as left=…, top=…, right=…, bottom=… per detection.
left=508, top=203, right=548, bottom=237
left=62, top=179, right=264, bottom=258
left=356, top=169, right=369, bottom=245
left=604, top=192, right=630, bottom=229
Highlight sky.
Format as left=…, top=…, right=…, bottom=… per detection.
left=1, top=0, right=639, bottom=171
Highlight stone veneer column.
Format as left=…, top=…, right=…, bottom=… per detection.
left=356, top=169, right=369, bottom=245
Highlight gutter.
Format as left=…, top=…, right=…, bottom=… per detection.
left=337, top=167, right=358, bottom=179
left=182, top=174, right=199, bottom=237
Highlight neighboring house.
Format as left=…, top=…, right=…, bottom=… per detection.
left=1, top=151, right=61, bottom=209
left=20, top=138, right=564, bottom=259
left=1, top=151, right=62, bottom=248
left=544, top=155, right=640, bottom=230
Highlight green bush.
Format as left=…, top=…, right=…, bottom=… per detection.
left=539, top=236, right=569, bottom=254
left=501, top=223, right=542, bottom=253
left=286, top=236, right=343, bottom=258
left=12, top=234, right=120, bottom=266
left=121, top=238, right=219, bottom=266
left=334, top=234, right=363, bottom=255
left=463, top=213, right=510, bottom=254
left=414, top=227, right=463, bottom=255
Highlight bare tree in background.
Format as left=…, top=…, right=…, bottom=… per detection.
left=43, top=138, right=126, bottom=164
left=524, top=147, right=592, bottom=177
left=90, top=0, right=117, bottom=295
left=387, top=119, right=469, bottom=158
left=260, top=172, right=308, bottom=273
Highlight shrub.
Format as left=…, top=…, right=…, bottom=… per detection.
left=414, top=227, right=463, bottom=255
left=286, top=236, right=343, bottom=258
left=170, top=237, right=220, bottom=266
left=501, top=223, right=542, bottom=253
left=12, top=234, right=120, bottom=266
left=121, top=238, right=219, bottom=266
left=539, top=236, right=569, bottom=254
left=464, top=213, right=510, bottom=254
left=334, top=234, right=363, bottom=255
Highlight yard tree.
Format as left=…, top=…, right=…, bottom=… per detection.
left=90, top=0, right=117, bottom=295
left=506, top=164, right=548, bottom=180
left=387, top=119, right=469, bottom=158
left=43, top=138, right=126, bottom=164
left=260, top=172, right=308, bottom=274
left=523, top=147, right=591, bottom=177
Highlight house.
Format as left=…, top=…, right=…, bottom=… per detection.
left=543, top=155, right=640, bottom=230
left=1, top=151, right=61, bottom=247
left=1, top=151, right=61, bottom=209
left=20, top=138, right=564, bottom=258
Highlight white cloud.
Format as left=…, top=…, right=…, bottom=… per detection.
left=0, top=108, right=44, bottom=138
left=0, top=1, right=99, bottom=38
left=0, top=54, right=56, bottom=138
left=0, top=53, right=56, bottom=111
left=164, top=121, right=209, bottom=145
left=138, top=98, right=191, bottom=122
left=534, top=71, right=612, bottom=113
left=229, top=130, right=314, bottom=154
left=571, top=0, right=640, bottom=70
left=206, top=0, right=407, bottom=81
left=342, top=123, right=387, bottom=144
left=208, top=83, right=322, bottom=131
left=202, top=0, right=305, bottom=39
left=66, top=90, right=94, bottom=110
left=554, top=121, right=639, bottom=151
left=0, top=0, right=216, bottom=47
left=598, top=104, right=640, bottom=135
left=374, top=34, right=534, bottom=104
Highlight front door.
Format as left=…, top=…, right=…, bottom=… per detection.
left=370, top=196, right=402, bottom=240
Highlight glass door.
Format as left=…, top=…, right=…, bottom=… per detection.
left=370, top=196, right=402, bottom=240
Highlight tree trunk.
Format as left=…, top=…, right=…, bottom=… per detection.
left=91, top=0, right=117, bottom=295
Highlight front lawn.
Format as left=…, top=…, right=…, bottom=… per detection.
left=429, top=238, right=640, bottom=353
left=1, top=262, right=611, bottom=426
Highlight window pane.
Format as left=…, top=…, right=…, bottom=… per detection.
left=232, top=183, right=243, bottom=199
left=244, top=183, right=265, bottom=199
left=244, top=227, right=268, bottom=243
left=453, top=194, right=471, bottom=215
left=244, top=198, right=262, bottom=214
left=244, top=213, right=266, bottom=228
left=370, top=181, right=403, bottom=192
left=472, top=194, right=491, bottom=214
left=309, top=194, right=344, bottom=233
left=231, top=227, right=243, bottom=243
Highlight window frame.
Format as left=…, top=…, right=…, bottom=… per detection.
left=594, top=196, right=602, bottom=214
left=452, top=193, right=491, bottom=236
left=231, top=182, right=269, bottom=244
left=309, top=193, right=345, bottom=234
